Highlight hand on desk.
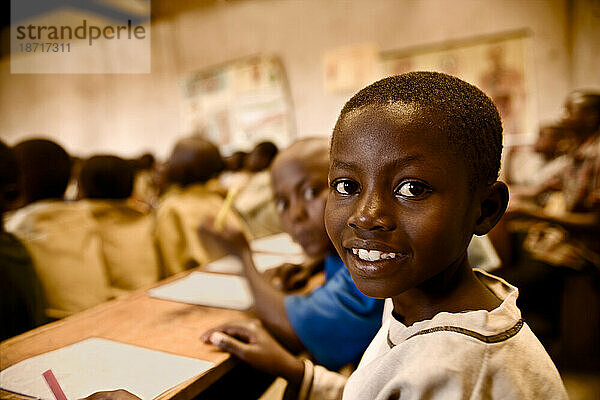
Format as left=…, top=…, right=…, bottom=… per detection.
left=79, top=389, right=141, bottom=400
left=201, top=319, right=305, bottom=387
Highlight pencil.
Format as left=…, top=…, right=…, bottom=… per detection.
left=42, top=369, right=68, bottom=400
left=214, top=186, right=240, bottom=231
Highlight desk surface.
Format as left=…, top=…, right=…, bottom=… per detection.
left=0, top=270, right=251, bottom=400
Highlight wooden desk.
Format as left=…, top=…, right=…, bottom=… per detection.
left=0, top=270, right=251, bottom=400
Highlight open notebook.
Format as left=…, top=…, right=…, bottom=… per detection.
left=147, top=271, right=253, bottom=310
left=0, top=338, right=214, bottom=400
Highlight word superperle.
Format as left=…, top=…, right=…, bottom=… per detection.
left=15, top=19, right=146, bottom=46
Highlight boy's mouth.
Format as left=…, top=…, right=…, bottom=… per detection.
left=351, top=248, right=400, bottom=262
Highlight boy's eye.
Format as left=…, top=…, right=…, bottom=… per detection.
left=303, top=187, right=318, bottom=200
left=276, top=198, right=287, bottom=213
left=332, top=179, right=360, bottom=195
left=396, top=181, right=431, bottom=198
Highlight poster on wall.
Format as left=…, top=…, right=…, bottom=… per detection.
left=323, top=43, right=380, bottom=93
left=379, top=31, right=534, bottom=146
left=182, top=55, right=296, bottom=155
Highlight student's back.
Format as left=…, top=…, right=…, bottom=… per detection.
left=155, top=137, right=250, bottom=276
left=79, top=155, right=161, bottom=293
left=6, top=139, right=112, bottom=318
left=0, top=140, right=47, bottom=339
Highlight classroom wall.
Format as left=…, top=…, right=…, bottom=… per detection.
left=0, top=0, right=598, bottom=159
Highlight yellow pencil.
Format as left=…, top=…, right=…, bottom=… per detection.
left=214, top=186, right=240, bottom=231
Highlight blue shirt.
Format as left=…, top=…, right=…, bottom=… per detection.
left=284, top=254, right=384, bottom=370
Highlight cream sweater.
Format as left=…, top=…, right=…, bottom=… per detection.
left=301, top=270, right=568, bottom=400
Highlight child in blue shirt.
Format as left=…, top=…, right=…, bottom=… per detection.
left=201, top=137, right=383, bottom=370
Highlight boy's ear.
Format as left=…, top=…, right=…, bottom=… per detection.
left=474, top=181, right=509, bottom=236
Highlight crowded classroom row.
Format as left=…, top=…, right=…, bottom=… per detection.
left=3, top=72, right=597, bottom=399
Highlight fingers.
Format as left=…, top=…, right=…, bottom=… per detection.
left=79, top=389, right=141, bottom=400
left=201, top=320, right=260, bottom=343
left=207, top=332, right=251, bottom=360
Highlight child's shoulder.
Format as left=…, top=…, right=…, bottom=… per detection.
left=347, top=316, right=567, bottom=400
left=347, top=270, right=567, bottom=399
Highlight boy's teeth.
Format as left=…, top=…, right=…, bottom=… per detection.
left=353, top=248, right=397, bottom=261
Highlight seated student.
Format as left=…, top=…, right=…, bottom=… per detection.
left=5, top=139, right=112, bottom=318
left=0, top=140, right=47, bottom=340
left=200, top=137, right=384, bottom=371
left=220, top=141, right=283, bottom=239
left=489, top=122, right=574, bottom=266
left=201, top=73, right=568, bottom=399
left=506, top=91, right=600, bottom=270
left=155, top=136, right=250, bottom=276
left=504, top=122, right=573, bottom=196
left=79, top=155, right=161, bottom=294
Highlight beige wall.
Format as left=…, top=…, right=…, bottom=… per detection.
left=0, top=0, right=597, bottom=159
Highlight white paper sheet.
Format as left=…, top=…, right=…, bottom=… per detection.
left=249, top=232, right=304, bottom=255
left=147, top=271, right=253, bottom=310
left=0, top=338, right=214, bottom=400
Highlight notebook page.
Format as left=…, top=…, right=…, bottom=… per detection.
left=0, top=338, right=214, bottom=400
left=147, top=271, right=253, bottom=310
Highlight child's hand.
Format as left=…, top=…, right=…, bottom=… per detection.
left=197, top=218, right=250, bottom=258
left=79, top=389, right=141, bottom=400
left=201, top=319, right=304, bottom=386
left=264, top=263, right=313, bottom=291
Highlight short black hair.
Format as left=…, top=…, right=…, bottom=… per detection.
left=0, top=140, right=20, bottom=211
left=166, top=137, right=224, bottom=187
left=0, top=140, right=18, bottom=190
left=79, top=155, right=135, bottom=200
left=13, top=138, right=72, bottom=203
left=245, top=141, right=279, bottom=171
left=334, top=72, right=503, bottom=187
left=223, top=151, right=248, bottom=171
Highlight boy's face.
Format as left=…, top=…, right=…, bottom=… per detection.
left=325, top=105, right=479, bottom=299
left=271, top=154, right=331, bottom=258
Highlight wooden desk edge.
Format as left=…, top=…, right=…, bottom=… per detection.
left=0, top=269, right=245, bottom=399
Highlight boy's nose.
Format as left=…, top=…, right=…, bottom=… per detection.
left=348, top=192, right=396, bottom=232
left=289, top=197, right=308, bottom=222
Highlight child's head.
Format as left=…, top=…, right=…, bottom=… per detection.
left=0, top=140, right=20, bottom=221
left=245, top=141, right=278, bottom=172
left=165, top=136, right=224, bottom=187
left=562, top=90, right=600, bottom=138
left=12, top=138, right=72, bottom=206
left=534, top=123, right=569, bottom=159
left=135, top=153, right=156, bottom=171
left=79, top=155, right=135, bottom=200
left=223, top=151, right=248, bottom=171
left=325, top=72, right=508, bottom=298
left=270, top=138, right=332, bottom=258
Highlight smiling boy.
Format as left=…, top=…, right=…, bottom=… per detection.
left=203, top=73, right=567, bottom=399
left=322, top=72, right=567, bottom=399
